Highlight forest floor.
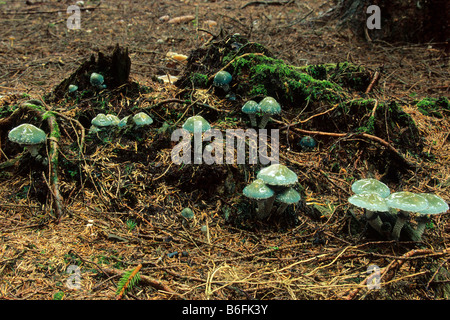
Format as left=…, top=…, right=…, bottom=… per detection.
left=0, top=0, right=449, bottom=301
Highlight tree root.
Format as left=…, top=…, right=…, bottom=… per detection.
left=0, top=101, right=64, bottom=221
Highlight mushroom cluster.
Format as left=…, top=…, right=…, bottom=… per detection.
left=90, top=112, right=153, bottom=134
left=90, top=72, right=106, bottom=89
left=348, top=178, right=449, bottom=240
left=243, top=164, right=300, bottom=219
left=241, top=96, right=281, bottom=129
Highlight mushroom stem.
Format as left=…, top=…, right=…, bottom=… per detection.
left=275, top=203, right=289, bottom=215
left=26, top=145, right=40, bottom=157
left=365, top=210, right=384, bottom=234
left=249, top=114, right=257, bottom=127
left=414, top=215, right=430, bottom=240
left=391, top=210, right=409, bottom=240
left=256, top=195, right=276, bottom=219
left=259, top=114, right=271, bottom=129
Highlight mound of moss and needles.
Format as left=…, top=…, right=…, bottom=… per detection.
left=0, top=38, right=449, bottom=300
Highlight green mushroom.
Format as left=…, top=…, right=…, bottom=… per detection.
left=133, top=112, right=153, bottom=127
left=256, top=164, right=298, bottom=215
left=213, top=70, right=232, bottom=92
left=241, top=100, right=259, bottom=127
left=8, top=123, right=46, bottom=157
left=90, top=113, right=112, bottom=133
left=243, top=179, right=275, bottom=219
left=275, top=187, right=301, bottom=215
left=90, top=72, right=104, bottom=87
left=348, top=193, right=389, bottom=234
left=182, top=115, right=211, bottom=164
left=351, top=178, right=390, bottom=198
left=385, top=191, right=429, bottom=240
left=414, top=193, right=449, bottom=240
left=106, top=114, right=120, bottom=126
left=258, top=96, right=281, bottom=129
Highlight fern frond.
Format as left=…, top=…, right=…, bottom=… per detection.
left=116, top=264, right=142, bottom=299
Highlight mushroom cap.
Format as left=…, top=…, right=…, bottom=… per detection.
left=90, top=72, right=104, bottom=86
left=258, top=96, right=281, bottom=115
left=106, top=114, right=120, bottom=126
left=351, top=178, right=390, bottom=198
left=8, top=123, right=46, bottom=145
left=181, top=208, right=195, bottom=219
left=118, top=116, right=130, bottom=128
left=182, top=115, right=211, bottom=133
left=243, top=179, right=275, bottom=200
left=348, top=193, right=389, bottom=212
left=133, top=112, right=153, bottom=126
left=241, top=100, right=260, bottom=114
left=276, top=187, right=301, bottom=204
left=299, top=136, right=317, bottom=148
left=91, top=113, right=112, bottom=127
left=417, top=193, right=449, bottom=215
left=213, top=71, right=232, bottom=86
left=386, top=191, right=429, bottom=212
left=257, top=164, right=298, bottom=187
left=68, top=84, right=78, bottom=93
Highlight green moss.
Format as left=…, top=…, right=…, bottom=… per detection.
left=415, top=97, right=449, bottom=118
left=230, top=54, right=346, bottom=105
left=190, top=72, right=208, bottom=87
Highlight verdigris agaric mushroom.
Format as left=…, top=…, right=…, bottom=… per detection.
left=275, top=187, right=301, bottom=215
left=182, top=115, right=211, bottom=164
left=299, top=136, right=317, bottom=150
left=68, top=84, right=78, bottom=93
left=181, top=207, right=195, bottom=220
left=258, top=96, right=281, bottom=129
left=133, top=112, right=153, bottom=127
left=106, top=114, right=120, bottom=126
left=182, top=115, right=211, bottom=133
left=243, top=179, right=275, bottom=219
left=351, top=178, right=390, bottom=198
left=90, top=113, right=113, bottom=133
left=385, top=191, right=429, bottom=240
left=213, top=70, right=232, bottom=92
left=348, top=192, right=389, bottom=234
left=256, top=163, right=298, bottom=216
left=241, top=100, right=259, bottom=127
left=414, top=193, right=449, bottom=240
left=119, top=116, right=130, bottom=128
left=8, top=123, right=46, bottom=157
left=90, top=72, right=105, bottom=88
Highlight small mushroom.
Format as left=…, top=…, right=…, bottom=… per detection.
left=243, top=179, right=275, bottom=219
left=90, top=72, right=104, bottom=87
left=241, top=100, right=259, bottom=127
left=90, top=113, right=113, bottom=133
left=106, top=114, right=120, bottom=126
left=213, top=70, right=232, bottom=92
left=8, top=123, right=46, bottom=157
left=275, top=187, right=301, bottom=215
left=133, top=112, right=153, bottom=127
left=68, top=84, right=78, bottom=93
left=182, top=115, right=211, bottom=133
left=385, top=191, right=429, bottom=240
left=258, top=96, right=281, bottom=129
left=118, top=116, right=130, bottom=128
left=182, top=116, right=211, bottom=164
left=299, top=136, right=317, bottom=150
left=348, top=193, right=389, bottom=234
left=414, top=193, right=449, bottom=239
left=256, top=164, right=298, bottom=214
left=181, top=207, right=195, bottom=220
left=351, top=178, right=390, bottom=198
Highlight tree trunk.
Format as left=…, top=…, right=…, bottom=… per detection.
left=325, top=0, right=448, bottom=50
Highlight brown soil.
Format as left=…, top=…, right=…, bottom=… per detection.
left=0, top=0, right=449, bottom=301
